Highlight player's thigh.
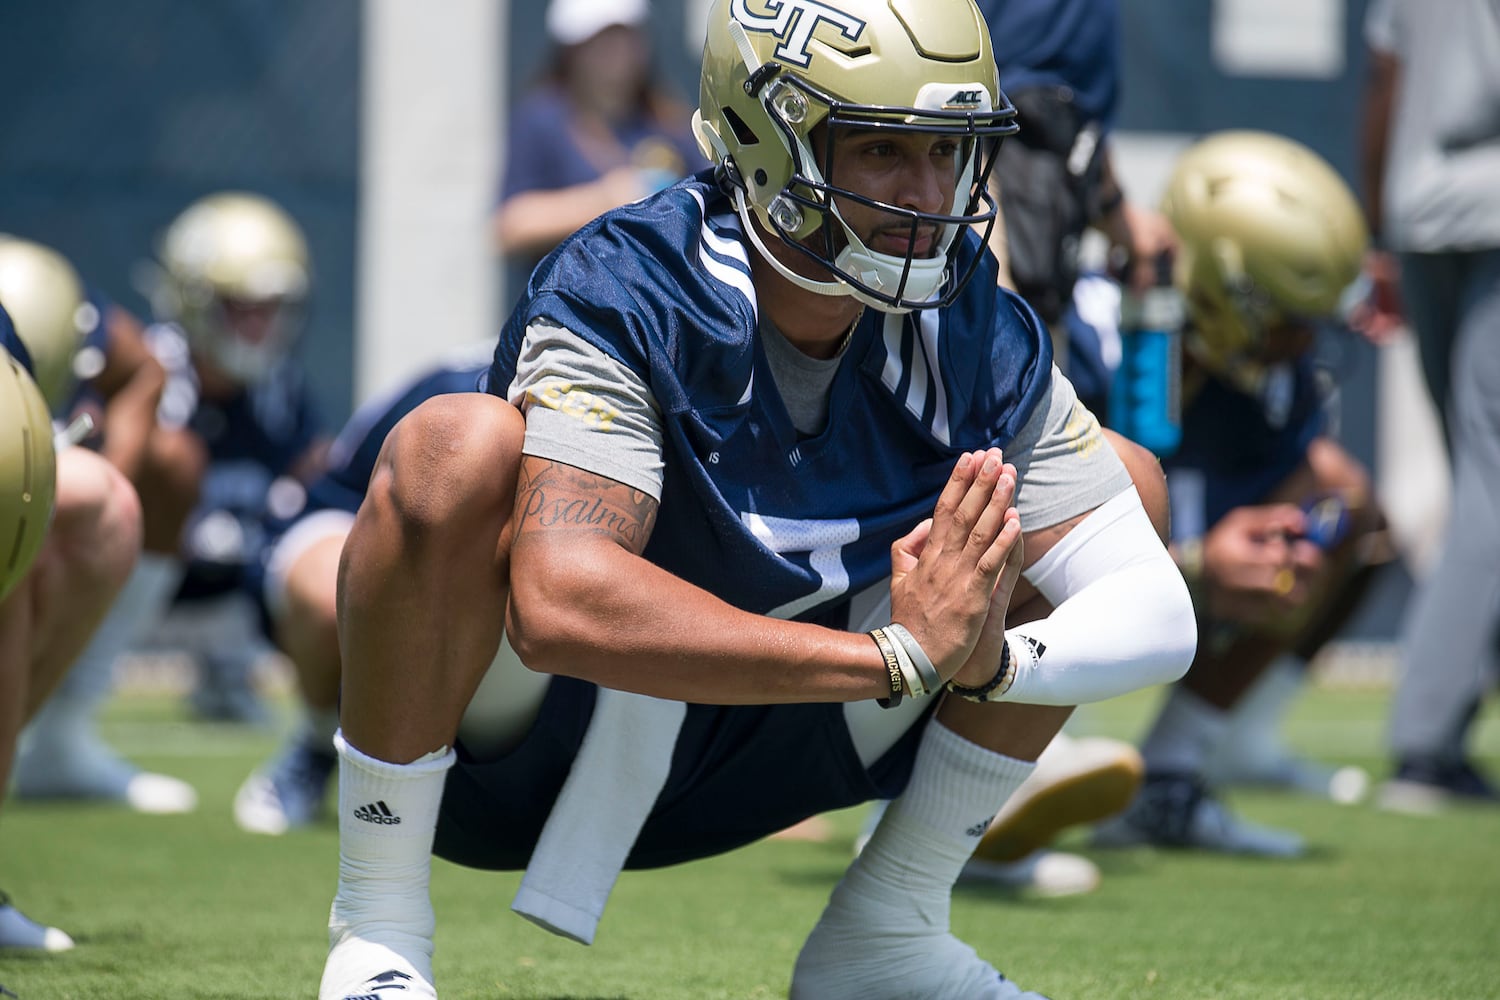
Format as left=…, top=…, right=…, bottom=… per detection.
left=265, top=510, right=353, bottom=636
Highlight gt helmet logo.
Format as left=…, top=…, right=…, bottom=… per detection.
left=729, top=0, right=867, bottom=68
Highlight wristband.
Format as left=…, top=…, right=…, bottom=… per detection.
left=887, top=636, right=925, bottom=698
left=884, top=623, right=941, bottom=697
left=945, top=635, right=1015, bottom=703
left=868, top=627, right=904, bottom=709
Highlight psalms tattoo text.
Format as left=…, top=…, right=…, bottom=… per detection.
left=516, top=460, right=656, bottom=553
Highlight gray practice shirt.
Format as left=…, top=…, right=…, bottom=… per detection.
left=1366, top=0, right=1500, bottom=252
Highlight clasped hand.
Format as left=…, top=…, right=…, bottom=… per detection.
left=1203, top=503, right=1324, bottom=625
left=887, top=448, right=1025, bottom=691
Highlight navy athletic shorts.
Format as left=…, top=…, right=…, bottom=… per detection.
left=433, top=675, right=935, bottom=871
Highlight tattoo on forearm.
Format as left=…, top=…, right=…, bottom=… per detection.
left=516, top=460, right=656, bottom=552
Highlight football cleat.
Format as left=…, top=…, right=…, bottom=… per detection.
left=1091, top=772, right=1305, bottom=857
left=792, top=872, right=1052, bottom=999
left=335, top=969, right=424, bottom=1000
left=1377, top=758, right=1500, bottom=815
left=961, top=849, right=1102, bottom=898
left=321, top=898, right=437, bottom=1000
left=1208, top=751, right=1371, bottom=805
left=973, top=734, right=1143, bottom=863
left=14, top=723, right=198, bottom=815
left=234, top=740, right=338, bottom=835
left=0, top=891, right=75, bottom=952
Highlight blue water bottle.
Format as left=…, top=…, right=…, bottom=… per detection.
left=1109, top=255, right=1184, bottom=457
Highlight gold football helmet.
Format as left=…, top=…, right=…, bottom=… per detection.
left=0, top=235, right=91, bottom=410
left=1161, top=130, right=1368, bottom=393
left=154, top=192, right=311, bottom=383
left=0, top=351, right=57, bottom=601
left=693, top=0, right=1017, bottom=312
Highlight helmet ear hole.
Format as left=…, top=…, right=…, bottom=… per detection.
left=722, top=107, right=760, bottom=146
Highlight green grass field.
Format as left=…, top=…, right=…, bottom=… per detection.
left=3, top=681, right=1498, bottom=999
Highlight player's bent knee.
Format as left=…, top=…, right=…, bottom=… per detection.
left=375, top=394, right=526, bottom=535
left=52, top=448, right=142, bottom=589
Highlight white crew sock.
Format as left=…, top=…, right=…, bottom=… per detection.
left=1211, top=658, right=1304, bottom=772
left=792, top=721, right=1043, bottom=1000
left=1139, top=686, right=1229, bottom=776
left=32, top=551, right=183, bottom=712
left=15, top=553, right=195, bottom=812
left=320, top=731, right=454, bottom=1000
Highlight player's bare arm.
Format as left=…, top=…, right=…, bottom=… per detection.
left=513, top=458, right=658, bottom=555
left=506, top=449, right=1017, bottom=705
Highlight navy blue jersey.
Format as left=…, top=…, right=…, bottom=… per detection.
left=491, top=174, right=1052, bottom=623
left=149, top=323, right=324, bottom=474
left=0, top=302, right=33, bottom=376
left=1165, top=358, right=1327, bottom=531
left=148, top=324, right=326, bottom=593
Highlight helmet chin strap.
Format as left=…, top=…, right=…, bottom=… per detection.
left=834, top=238, right=947, bottom=313
left=732, top=186, right=951, bottom=314
left=731, top=191, right=859, bottom=302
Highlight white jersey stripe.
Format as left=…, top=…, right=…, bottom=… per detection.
left=919, top=308, right=951, bottom=445
left=879, top=310, right=905, bottom=398
left=689, top=190, right=759, bottom=322
left=878, top=310, right=951, bottom=447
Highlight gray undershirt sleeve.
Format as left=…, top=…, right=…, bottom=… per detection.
left=506, top=320, right=666, bottom=500
left=1003, top=365, right=1133, bottom=530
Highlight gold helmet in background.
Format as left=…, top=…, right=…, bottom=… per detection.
left=1161, top=130, right=1367, bottom=393
left=0, top=349, right=57, bottom=602
left=154, top=191, right=311, bottom=384
left=693, top=0, right=1017, bottom=312
left=0, top=235, right=91, bottom=410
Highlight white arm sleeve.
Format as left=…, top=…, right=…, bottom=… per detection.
left=999, top=486, right=1197, bottom=705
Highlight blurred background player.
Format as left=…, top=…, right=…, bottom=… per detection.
left=138, top=191, right=330, bottom=726
left=978, top=0, right=1177, bottom=372
left=0, top=235, right=194, bottom=814
left=232, top=344, right=493, bottom=835
left=13, top=193, right=330, bottom=809
left=1360, top=0, right=1500, bottom=812
left=490, top=0, right=705, bottom=279
left=1091, top=131, right=1392, bottom=856
left=1, top=287, right=143, bottom=953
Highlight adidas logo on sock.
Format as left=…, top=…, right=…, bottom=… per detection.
left=352, top=800, right=401, bottom=825
left=966, top=818, right=992, bottom=838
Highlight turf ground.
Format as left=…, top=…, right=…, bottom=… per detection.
left=2, top=680, right=1497, bottom=999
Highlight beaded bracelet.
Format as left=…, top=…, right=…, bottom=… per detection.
left=945, top=635, right=1014, bottom=704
